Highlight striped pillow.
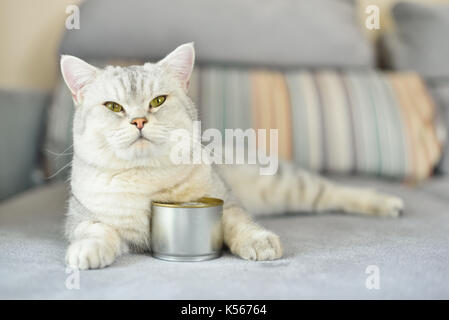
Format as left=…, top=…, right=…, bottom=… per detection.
left=44, top=65, right=442, bottom=182
left=189, top=68, right=442, bottom=181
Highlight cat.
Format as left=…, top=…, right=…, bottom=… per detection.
left=61, top=43, right=404, bottom=269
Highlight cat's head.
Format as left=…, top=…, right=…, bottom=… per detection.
left=60, top=43, right=196, bottom=168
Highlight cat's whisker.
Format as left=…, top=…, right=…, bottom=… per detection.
left=45, top=149, right=73, bottom=157
left=150, top=126, right=225, bottom=159
left=45, top=144, right=74, bottom=159
left=47, top=160, right=73, bottom=179
left=182, top=135, right=225, bottom=160
left=144, top=125, right=226, bottom=160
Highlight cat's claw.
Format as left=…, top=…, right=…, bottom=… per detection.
left=231, top=229, right=283, bottom=261
left=66, top=238, right=116, bottom=270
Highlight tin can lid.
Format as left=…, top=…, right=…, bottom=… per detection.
left=151, top=197, right=223, bottom=208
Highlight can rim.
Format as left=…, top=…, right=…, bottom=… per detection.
left=151, top=197, right=224, bottom=208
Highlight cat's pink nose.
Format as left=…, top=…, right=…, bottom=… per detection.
left=130, top=117, right=148, bottom=130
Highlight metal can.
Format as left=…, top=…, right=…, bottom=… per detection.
left=150, top=197, right=224, bottom=262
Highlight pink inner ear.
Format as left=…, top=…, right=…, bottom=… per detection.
left=61, top=55, right=97, bottom=96
left=174, top=49, right=194, bottom=84
left=160, top=43, right=195, bottom=88
left=65, top=71, right=84, bottom=94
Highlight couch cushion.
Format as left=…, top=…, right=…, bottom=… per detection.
left=60, top=0, right=374, bottom=68
left=1, top=177, right=449, bottom=299
left=381, top=2, right=449, bottom=79
left=192, top=68, right=441, bottom=181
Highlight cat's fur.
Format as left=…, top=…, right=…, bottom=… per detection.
left=61, top=43, right=404, bottom=269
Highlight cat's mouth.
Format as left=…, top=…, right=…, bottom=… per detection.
left=129, top=135, right=163, bottom=146
left=137, top=136, right=150, bottom=142
left=130, top=136, right=150, bottom=144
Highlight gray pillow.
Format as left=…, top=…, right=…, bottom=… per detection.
left=60, top=0, right=374, bottom=68
left=0, top=89, right=49, bottom=201
left=381, top=2, right=449, bottom=80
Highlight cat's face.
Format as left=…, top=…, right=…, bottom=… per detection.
left=61, top=43, right=196, bottom=167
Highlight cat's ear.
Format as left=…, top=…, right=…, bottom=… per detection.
left=60, top=55, right=98, bottom=103
left=158, top=42, right=195, bottom=90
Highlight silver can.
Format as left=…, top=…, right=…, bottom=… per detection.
left=150, top=197, right=224, bottom=262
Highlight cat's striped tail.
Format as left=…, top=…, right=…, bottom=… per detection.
left=218, top=162, right=403, bottom=218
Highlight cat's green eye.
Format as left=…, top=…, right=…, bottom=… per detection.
left=149, top=95, right=167, bottom=109
left=104, top=101, right=123, bottom=112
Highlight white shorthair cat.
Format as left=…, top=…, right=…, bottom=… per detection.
left=61, top=43, right=403, bottom=269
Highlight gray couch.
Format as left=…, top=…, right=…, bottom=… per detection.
left=1, top=175, right=449, bottom=299
left=1, top=0, right=449, bottom=299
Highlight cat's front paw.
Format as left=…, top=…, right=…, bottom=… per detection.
left=377, top=194, right=404, bottom=217
left=364, top=193, right=404, bottom=218
left=230, top=229, right=283, bottom=261
left=66, top=238, right=116, bottom=270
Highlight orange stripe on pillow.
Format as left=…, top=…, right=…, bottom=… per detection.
left=387, top=73, right=418, bottom=182
left=407, top=73, right=442, bottom=175
left=272, top=72, right=293, bottom=160
left=391, top=73, right=432, bottom=181
left=250, top=70, right=292, bottom=160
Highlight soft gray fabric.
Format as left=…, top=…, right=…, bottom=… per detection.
left=60, top=0, right=374, bottom=68
left=0, top=89, right=49, bottom=201
left=1, top=176, right=449, bottom=299
left=381, top=2, right=449, bottom=79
